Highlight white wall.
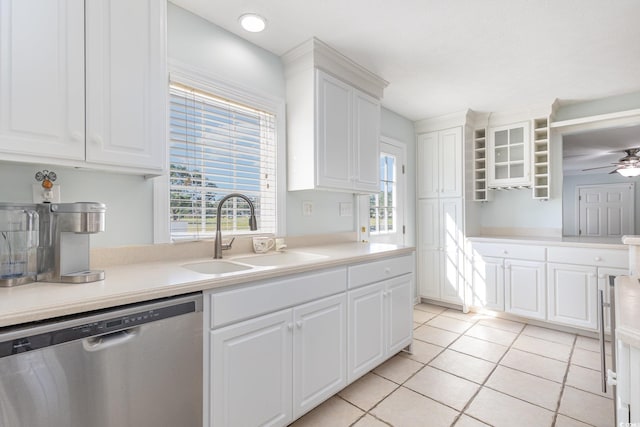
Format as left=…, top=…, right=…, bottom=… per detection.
left=0, top=164, right=154, bottom=247
left=0, top=3, right=417, bottom=248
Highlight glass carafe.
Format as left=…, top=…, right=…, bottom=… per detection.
left=0, top=207, right=39, bottom=286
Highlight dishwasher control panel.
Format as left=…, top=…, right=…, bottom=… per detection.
left=0, top=299, right=197, bottom=358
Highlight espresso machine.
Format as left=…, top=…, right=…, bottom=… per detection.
left=37, top=202, right=107, bottom=283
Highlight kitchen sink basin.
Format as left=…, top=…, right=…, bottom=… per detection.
left=233, top=251, right=329, bottom=267
left=182, top=260, right=253, bottom=275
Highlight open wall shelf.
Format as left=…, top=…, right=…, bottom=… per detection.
left=473, top=128, right=490, bottom=201
left=532, top=117, right=550, bottom=200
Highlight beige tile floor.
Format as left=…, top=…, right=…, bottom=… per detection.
left=290, top=303, right=614, bottom=427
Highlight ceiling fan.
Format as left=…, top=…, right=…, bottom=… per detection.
left=582, top=148, right=640, bottom=176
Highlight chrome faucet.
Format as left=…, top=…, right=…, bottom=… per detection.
left=214, top=193, right=258, bottom=259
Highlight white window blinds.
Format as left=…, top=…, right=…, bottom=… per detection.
left=169, top=82, right=277, bottom=240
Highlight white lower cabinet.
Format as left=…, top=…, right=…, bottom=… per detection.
left=504, top=260, right=546, bottom=320
left=616, top=339, right=640, bottom=423
left=347, top=274, right=413, bottom=383
left=547, top=263, right=597, bottom=330
left=205, top=254, right=414, bottom=427
left=209, top=293, right=346, bottom=427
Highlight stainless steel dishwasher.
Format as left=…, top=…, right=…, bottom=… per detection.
left=0, top=293, right=203, bottom=427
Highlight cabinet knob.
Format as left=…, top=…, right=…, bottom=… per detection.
left=589, top=273, right=596, bottom=278
left=598, top=274, right=605, bottom=279
left=594, top=256, right=602, bottom=262
left=296, top=321, right=303, bottom=329
left=383, top=291, right=389, bottom=298
left=287, top=323, right=293, bottom=331
left=91, top=135, right=103, bottom=146
left=384, top=267, right=391, bottom=275
left=503, top=250, right=508, bottom=255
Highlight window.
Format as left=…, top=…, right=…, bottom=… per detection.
left=168, top=82, right=277, bottom=240
left=369, top=152, right=397, bottom=234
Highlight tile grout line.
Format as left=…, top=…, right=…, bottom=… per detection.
left=551, top=333, right=577, bottom=427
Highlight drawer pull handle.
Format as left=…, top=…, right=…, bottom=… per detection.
left=594, top=256, right=602, bottom=262
left=384, top=267, right=391, bottom=274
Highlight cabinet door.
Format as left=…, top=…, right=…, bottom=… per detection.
left=386, top=274, right=414, bottom=355
left=85, top=0, right=166, bottom=171
left=417, top=199, right=440, bottom=299
left=488, top=121, right=531, bottom=187
left=440, top=198, right=464, bottom=304
left=473, top=256, right=504, bottom=311
left=347, top=282, right=385, bottom=383
left=353, top=89, right=380, bottom=192
left=598, top=267, right=628, bottom=334
left=210, top=309, right=292, bottom=427
left=293, top=294, right=346, bottom=418
left=439, top=127, right=463, bottom=197
left=0, top=0, right=84, bottom=160
left=417, top=132, right=439, bottom=198
left=547, top=263, right=598, bottom=330
left=505, top=260, right=545, bottom=320
left=315, top=70, right=352, bottom=190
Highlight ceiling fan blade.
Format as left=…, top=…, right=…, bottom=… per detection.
left=609, top=169, right=620, bottom=174
left=581, top=165, right=618, bottom=171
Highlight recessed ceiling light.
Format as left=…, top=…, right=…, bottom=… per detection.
left=239, top=13, right=266, bottom=33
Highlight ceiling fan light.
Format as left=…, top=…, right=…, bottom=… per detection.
left=239, top=13, right=266, bottom=32
left=617, top=167, right=640, bottom=177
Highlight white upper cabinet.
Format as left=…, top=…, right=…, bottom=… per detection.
left=487, top=121, right=531, bottom=188
left=0, top=0, right=166, bottom=175
left=417, top=127, right=463, bottom=198
left=0, top=0, right=85, bottom=161
left=85, top=0, right=166, bottom=171
left=283, top=38, right=387, bottom=193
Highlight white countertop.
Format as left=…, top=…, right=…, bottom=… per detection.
left=467, top=235, right=627, bottom=249
left=616, top=275, right=640, bottom=348
left=0, top=242, right=414, bottom=329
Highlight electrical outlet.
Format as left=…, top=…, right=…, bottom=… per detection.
left=302, top=201, right=313, bottom=216
left=32, top=183, right=61, bottom=203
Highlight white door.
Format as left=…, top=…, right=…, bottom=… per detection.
left=440, top=198, right=464, bottom=304
left=439, top=127, right=463, bottom=197
left=577, top=183, right=634, bottom=237
left=417, top=131, right=439, bottom=198
left=547, top=263, right=598, bottom=330
left=386, top=274, right=414, bottom=354
left=210, top=309, right=292, bottom=427
left=347, top=282, right=385, bottom=383
left=352, top=89, right=380, bottom=192
left=365, top=138, right=407, bottom=245
left=293, top=294, right=346, bottom=418
left=505, top=259, right=546, bottom=320
left=473, top=256, right=504, bottom=311
left=315, top=70, right=352, bottom=190
left=85, top=0, right=166, bottom=171
left=0, top=0, right=85, bottom=160
left=417, top=199, right=440, bottom=299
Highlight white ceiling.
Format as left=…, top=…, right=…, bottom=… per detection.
left=170, top=0, right=640, bottom=122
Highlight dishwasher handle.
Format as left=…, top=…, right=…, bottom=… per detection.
left=82, top=327, right=140, bottom=352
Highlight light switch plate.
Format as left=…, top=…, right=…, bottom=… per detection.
left=339, top=202, right=353, bottom=217
left=302, top=200, right=313, bottom=216
left=32, top=183, right=61, bottom=203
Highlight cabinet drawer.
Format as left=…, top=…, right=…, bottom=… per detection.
left=547, top=246, right=628, bottom=269
left=208, top=267, right=347, bottom=328
left=348, top=254, right=414, bottom=289
left=472, top=242, right=545, bottom=261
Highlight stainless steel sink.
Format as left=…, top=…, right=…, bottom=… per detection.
left=233, top=251, right=329, bottom=267
left=182, top=260, right=253, bottom=275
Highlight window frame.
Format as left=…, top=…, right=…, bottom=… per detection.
left=153, top=60, right=287, bottom=243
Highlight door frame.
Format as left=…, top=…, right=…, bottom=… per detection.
left=574, top=182, right=635, bottom=236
